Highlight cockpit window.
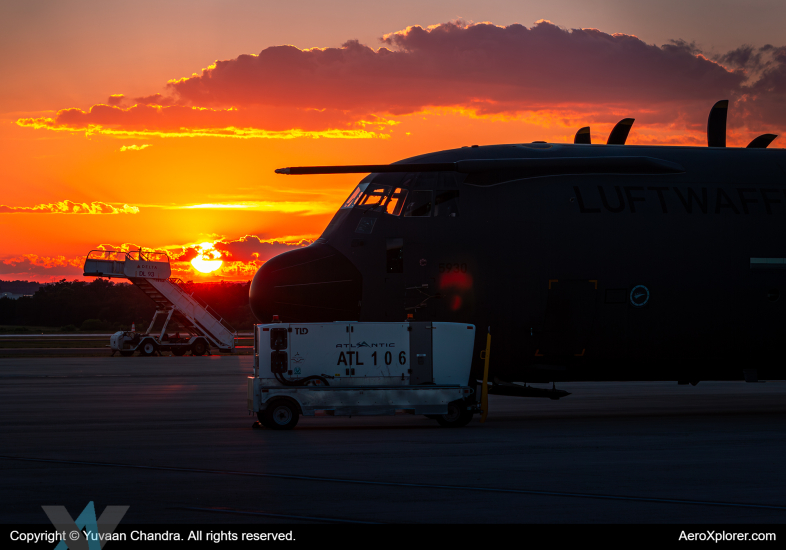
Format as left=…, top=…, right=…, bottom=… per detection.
left=341, top=183, right=408, bottom=215
left=341, top=183, right=368, bottom=209
left=403, top=190, right=433, bottom=217
left=385, top=188, right=408, bottom=215
left=435, top=190, right=459, bottom=217
left=342, top=171, right=462, bottom=216
left=357, top=185, right=391, bottom=208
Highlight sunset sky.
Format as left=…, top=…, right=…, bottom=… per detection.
left=2, top=0, right=784, bottom=282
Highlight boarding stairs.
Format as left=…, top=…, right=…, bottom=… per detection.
left=83, top=249, right=236, bottom=352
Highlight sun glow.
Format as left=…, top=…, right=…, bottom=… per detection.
left=191, top=257, right=222, bottom=273
left=190, top=242, right=223, bottom=273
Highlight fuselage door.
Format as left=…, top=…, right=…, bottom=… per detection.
left=404, top=242, right=436, bottom=319
left=384, top=238, right=405, bottom=321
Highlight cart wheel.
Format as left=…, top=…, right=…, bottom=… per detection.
left=192, top=339, right=207, bottom=356
left=435, top=400, right=473, bottom=428
left=119, top=350, right=134, bottom=357
left=172, top=347, right=187, bottom=356
left=140, top=341, right=157, bottom=357
left=263, top=399, right=300, bottom=430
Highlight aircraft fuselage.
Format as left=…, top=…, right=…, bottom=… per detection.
left=250, top=143, right=786, bottom=383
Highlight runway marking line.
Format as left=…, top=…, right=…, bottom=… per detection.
left=3, top=455, right=786, bottom=512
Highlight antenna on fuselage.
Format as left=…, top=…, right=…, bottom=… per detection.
left=746, top=134, right=778, bottom=149
left=607, top=118, right=635, bottom=145
left=574, top=126, right=591, bottom=144
left=707, top=100, right=728, bottom=147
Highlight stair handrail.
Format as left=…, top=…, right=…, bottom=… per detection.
left=162, top=282, right=235, bottom=348
left=86, top=249, right=127, bottom=262
left=166, top=278, right=237, bottom=335
left=127, top=248, right=170, bottom=263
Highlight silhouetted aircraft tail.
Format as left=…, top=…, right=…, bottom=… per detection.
left=747, top=134, right=778, bottom=149
left=607, top=118, right=635, bottom=145
left=707, top=100, right=728, bottom=147
left=574, top=126, right=591, bottom=144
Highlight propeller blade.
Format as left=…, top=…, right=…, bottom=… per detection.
left=574, top=126, right=591, bottom=145
left=707, top=100, right=728, bottom=147
left=607, top=118, right=635, bottom=145
left=746, top=134, right=778, bottom=149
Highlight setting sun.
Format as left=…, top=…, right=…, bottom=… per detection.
left=190, top=242, right=223, bottom=273
left=191, top=257, right=223, bottom=273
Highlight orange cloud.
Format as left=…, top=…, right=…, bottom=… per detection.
left=2, top=235, right=310, bottom=282
left=0, top=255, right=83, bottom=277
left=16, top=104, right=388, bottom=139
left=16, top=20, right=786, bottom=140
left=212, top=235, right=311, bottom=262
left=159, top=20, right=786, bottom=130
left=0, top=200, right=140, bottom=214
left=172, top=201, right=336, bottom=215
left=89, top=235, right=312, bottom=282
left=119, top=144, right=151, bottom=152
left=168, top=235, right=309, bottom=264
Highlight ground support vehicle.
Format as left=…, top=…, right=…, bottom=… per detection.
left=248, top=321, right=478, bottom=429
left=109, top=330, right=212, bottom=357
left=83, top=249, right=237, bottom=356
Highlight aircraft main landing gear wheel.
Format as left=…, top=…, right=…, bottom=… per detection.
left=140, top=341, right=157, bottom=357
left=435, top=400, right=474, bottom=428
left=192, top=339, right=207, bottom=356
left=263, top=399, right=300, bottom=430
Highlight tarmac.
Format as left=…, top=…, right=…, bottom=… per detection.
left=1, top=356, right=785, bottom=524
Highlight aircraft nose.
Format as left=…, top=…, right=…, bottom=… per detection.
left=249, top=243, right=362, bottom=323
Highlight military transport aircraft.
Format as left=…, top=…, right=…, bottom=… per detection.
left=249, top=101, right=783, bottom=396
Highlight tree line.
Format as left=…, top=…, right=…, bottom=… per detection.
left=0, top=279, right=256, bottom=331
